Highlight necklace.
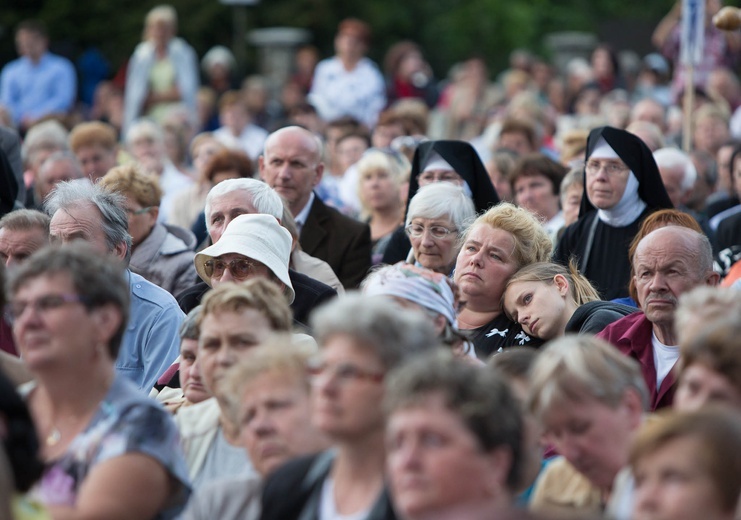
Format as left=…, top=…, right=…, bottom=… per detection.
left=46, top=427, right=61, bottom=446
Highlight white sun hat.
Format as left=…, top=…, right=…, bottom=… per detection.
left=195, top=213, right=295, bottom=303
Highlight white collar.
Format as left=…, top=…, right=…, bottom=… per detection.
left=294, top=192, right=315, bottom=228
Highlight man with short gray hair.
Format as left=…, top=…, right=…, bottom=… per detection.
left=34, top=151, right=83, bottom=209
left=46, top=179, right=184, bottom=391
left=653, top=147, right=697, bottom=209
left=598, top=226, right=720, bottom=410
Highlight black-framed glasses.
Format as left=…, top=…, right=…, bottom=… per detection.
left=405, top=223, right=457, bottom=239
left=203, top=258, right=256, bottom=280
left=7, top=293, right=88, bottom=320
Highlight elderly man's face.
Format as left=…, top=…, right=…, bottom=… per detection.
left=50, top=203, right=124, bottom=259
left=633, top=232, right=708, bottom=327
left=0, top=226, right=48, bottom=272
left=259, top=129, right=323, bottom=216
left=207, top=190, right=258, bottom=243
left=658, top=165, right=687, bottom=208
left=36, top=160, right=82, bottom=204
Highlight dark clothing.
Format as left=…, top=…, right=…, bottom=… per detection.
left=380, top=225, right=410, bottom=265
left=597, top=312, right=677, bottom=411
left=260, top=451, right=397, bottom=520
left=406, top=140, right=499, bottom=215
left=175, top=269, right=337, bottom=329
left=0, top=148, right=18, bottom=217
left=467, top=313, right=543, bottom=361
left=715, top=210, right=741, bottom=250
left=556, top=126, right=672, bottom=300
left=300, top=195, right=371, bottom=289
left=383, top=140, right=500, bottom=265
left=577, top=126, right=672, bottom=218
left=554, top=209, right=650, bottom=300
left=565, top=300, right=638, bottom=335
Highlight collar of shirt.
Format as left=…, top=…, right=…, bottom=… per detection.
left=294, top=192, right=315, bottom=234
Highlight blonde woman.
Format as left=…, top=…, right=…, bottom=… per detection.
left=356, top=148, right=410, bottom=264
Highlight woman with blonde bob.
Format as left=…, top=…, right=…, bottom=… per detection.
left=454, top=202, right=552, bottom=357
left=356, top=149, right=410, bottom=264
left=630, top=408, right=741, bottom=520
left=502, top=261, right=635, bottom=341
left=527, top=335, right=648, bottom=518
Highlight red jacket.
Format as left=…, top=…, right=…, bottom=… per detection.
left=597, top=311, right=676, bottom=411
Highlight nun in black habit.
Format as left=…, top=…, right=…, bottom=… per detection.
left=381, top=140, right=499, bottom=264
left=553, top=126, right=673, bottom=300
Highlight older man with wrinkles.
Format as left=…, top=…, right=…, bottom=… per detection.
left=259, top=125, right=371, bottom=289
left=597, top=226, right=720, bottom=410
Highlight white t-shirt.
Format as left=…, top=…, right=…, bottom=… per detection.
left=319, top=477, right=370, bottom=520
left=652, top=333, right=680, bottom=389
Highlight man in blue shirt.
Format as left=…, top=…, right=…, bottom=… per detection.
left=0, top=20, right=76, bottom=131
left=45, top=179, right=184, bottom=392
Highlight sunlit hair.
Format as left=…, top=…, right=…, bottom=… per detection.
left=385, top=351, right=523, bottom=491
left=356, top=149, right=410, bottom=218
left=528, top=335, right=648, bottom=420
left=629, top=408, right=741, bottom=514
left=311, top=293, right=438, bottom=371
left=197, top=278, right=292, bottom=333
left=675, top=286, right=741, bottom=344
left=406, top=182, right=476, bottom=233
left=204, top=178, right=283, bottom=233
left=221, top=334, right=318, bottom=425
left=44, top=179, right=133, bottom=263
left=677, top=316, right=741, bottom=399
left=501, top=260, right=599, bottom=319
left=99, top=164, right=163, bottom=208
left=462, top=202, right=552, bottom=269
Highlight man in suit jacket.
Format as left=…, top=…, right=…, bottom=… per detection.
left=260, top=125, right=371, bottom=288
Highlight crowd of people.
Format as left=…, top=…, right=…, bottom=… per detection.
left=0, top=2, right=741, bottom=519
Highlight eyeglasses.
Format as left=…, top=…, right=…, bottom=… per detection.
left=203, top=258, right=257, bottom=280
left=307, top=362, right=385, bottom=386
left=126, top=207, right=152, bottom=216
left=405, top=223, right=457, bottom=239
left=7, top=293, right=88, bottom=321
left=585, top=161, right=629, bottom=177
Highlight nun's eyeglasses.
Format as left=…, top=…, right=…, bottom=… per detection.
left=585, top=160, right=629, bottom=176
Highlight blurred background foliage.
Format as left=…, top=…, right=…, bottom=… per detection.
left=0, top=0, right=679, bottom=78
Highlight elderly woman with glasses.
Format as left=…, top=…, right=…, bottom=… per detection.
left=404, top=182, right=476, bottom=276
left=100, top=164, right=197, bottom=296
left=10, top=244, right=190, bottom=519
left=260, top=294, right=438, bottom=520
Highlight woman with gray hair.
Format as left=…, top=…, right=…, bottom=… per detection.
left=404, top=182, right=475, bottom=275
left=527, top=335, right=648, bottom=519
left=10, top=244, right=190, bottom=518
left=260, top=293, right=438, bottom=520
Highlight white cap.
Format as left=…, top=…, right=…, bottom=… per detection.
left=195, top=214, right=295, bottom=303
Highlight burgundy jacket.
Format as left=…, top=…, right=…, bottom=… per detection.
left=597, top=311, right=676, bottom=411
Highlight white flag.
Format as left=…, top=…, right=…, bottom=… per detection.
left=681, top=0, right=706, bottom=65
